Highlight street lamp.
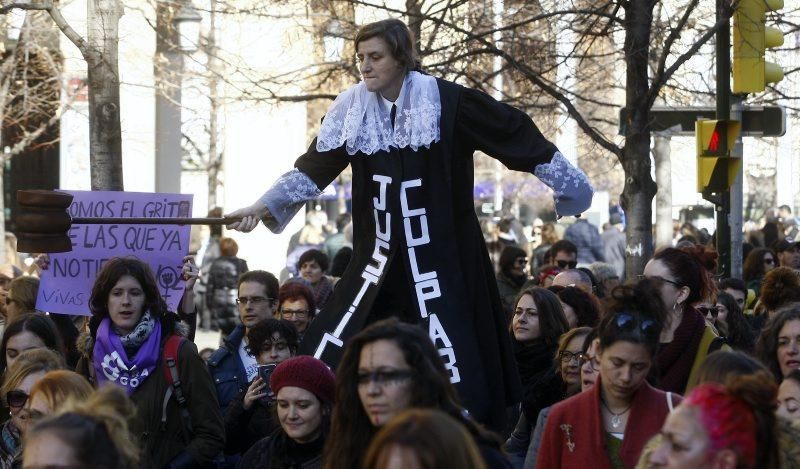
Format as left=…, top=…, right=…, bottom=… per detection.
left=173, top=4, right=202, bottom=53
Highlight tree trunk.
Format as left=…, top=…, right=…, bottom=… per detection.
left=86, top=0, right=124, bottom=190
left=207, top=0, right=221, bottom=211
left=653, top=134, right=673, bottom=249
left=621, top=2, right=657, bottom=279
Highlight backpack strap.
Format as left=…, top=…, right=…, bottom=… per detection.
left=162, top=336, right=193, bottom=438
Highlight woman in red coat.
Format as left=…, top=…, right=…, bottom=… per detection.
left=536, top=279, right=681, bottom=469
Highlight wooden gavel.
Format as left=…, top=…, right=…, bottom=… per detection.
left=14, top=190, right=242, bottom=253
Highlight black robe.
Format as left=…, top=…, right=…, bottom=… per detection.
left=291, top=78, right=558, bottom=431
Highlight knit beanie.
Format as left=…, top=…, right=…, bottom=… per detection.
left=270, top=355, right=336, bottom=404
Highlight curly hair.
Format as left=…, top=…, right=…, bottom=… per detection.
left=758, top=267, right=800, bottom=313
left=756, top=304, right=800, bottom=380
left=324, top=319, right=495, bottom=469
left=246, top=319, right=298, bottom=357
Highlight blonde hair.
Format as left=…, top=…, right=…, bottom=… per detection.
left=28, top=370, right=93, bottom=414
left=1, top=348, right=65, bottom=406
left=24, top=386, right=140, bottom=468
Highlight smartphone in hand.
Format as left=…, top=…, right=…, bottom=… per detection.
left=257, top=364, right=277, bottom=403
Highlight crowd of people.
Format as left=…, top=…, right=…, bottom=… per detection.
left=0, top=217, right=797, bottom=468
left=1, top=16, right=800, bottom=469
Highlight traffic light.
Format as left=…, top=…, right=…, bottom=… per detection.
left=733, top=0, right=785, bottom=94
left=696, top=119, right=742, bottom=193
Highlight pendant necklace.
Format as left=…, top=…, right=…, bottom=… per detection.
left=601, top=399, right=633, bottom=429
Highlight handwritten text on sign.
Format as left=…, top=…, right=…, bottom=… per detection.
left=36, top=191, right=193, bottom=316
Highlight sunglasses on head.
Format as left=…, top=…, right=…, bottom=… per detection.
left=556, top=260, right=578, bottom=269
left=612, top=312, right=658, bottom=336
left=6, top=390, right=28, bottom=409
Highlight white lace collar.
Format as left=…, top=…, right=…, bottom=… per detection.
left=316, top=71, right=441, bottom=155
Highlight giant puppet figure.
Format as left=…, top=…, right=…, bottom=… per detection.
left=228, top=19, right=593, bottom=430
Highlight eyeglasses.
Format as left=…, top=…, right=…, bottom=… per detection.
left=579, top=353, right=600, bottom=371
left=6, top=390, right=28, bottom=409
left=556, top=260, right=578, bottom=269
left=697, top=306, right=719, bottom=318
left=281, top=309, right=309, bottom=320
left=764, top=258, right=775, bottom=265
left=558, top=351, right=582, bottom=364
left=612, top=312, right=658, bottom=337
left=357, top=369, right=414, bottom=387
left=236, top=296, right=271, bottom=305
left=637, top=274, right=683, bottom=289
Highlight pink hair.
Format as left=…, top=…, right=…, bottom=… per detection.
left=684, top=383, right=756, bottom=466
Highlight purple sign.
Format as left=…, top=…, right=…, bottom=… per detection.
left=36, top=191, right=193, bottom=316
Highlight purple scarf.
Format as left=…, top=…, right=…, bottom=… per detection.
left=93, top=316, right=162, bottom=395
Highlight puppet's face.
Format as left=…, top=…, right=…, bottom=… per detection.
left=357, top=37, right=405, bottom=101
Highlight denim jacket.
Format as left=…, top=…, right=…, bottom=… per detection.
left=208, top=325, right=249, bottom=414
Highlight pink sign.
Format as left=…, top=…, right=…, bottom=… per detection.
left=36, top=190, right=193, bottom=315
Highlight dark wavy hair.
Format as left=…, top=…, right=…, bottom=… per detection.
left=556, top=286, right=602, bottom=328
left=88, top=257, right=174, bottom=340
left=756, top=304, right=800, bottom=380
left=0, top=313, right=65, bottom=376
left=324, top=319, right=496, bottom=469
left=743, top=248, right=777, bottom=283
left=599, top=279, right=666, bottom=359
left=511, top=287, right=569, bottom=348
left=715, top=291, right=756, bottom=352
left=354, top=19, right=421, bottom=74
left=247, top=319, right=298, bottom=357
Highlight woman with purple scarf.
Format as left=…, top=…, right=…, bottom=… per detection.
left=76, top=257, right=224, bottom=468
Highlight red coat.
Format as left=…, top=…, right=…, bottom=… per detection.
left=535, top=377, right=680, bottom=469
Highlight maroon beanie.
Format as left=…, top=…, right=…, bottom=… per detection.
left=269, top=355, right=336, bottom=404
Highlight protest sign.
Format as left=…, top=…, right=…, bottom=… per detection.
left=36, top=191, right=193, bottom=315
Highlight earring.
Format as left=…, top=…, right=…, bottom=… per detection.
left=673, top=302, right=680, bottom=312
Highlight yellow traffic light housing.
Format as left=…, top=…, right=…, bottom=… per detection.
left=696, top=119, right=742, bottom=193
left=733, top=0, right=785, bottom=93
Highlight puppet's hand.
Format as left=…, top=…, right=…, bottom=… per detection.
left=534, top=152, right=594, bottom=217
left=225, top=202, right=270, bottom=233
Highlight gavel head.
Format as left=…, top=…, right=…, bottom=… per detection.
left=15, top=190, right=75, bottom=253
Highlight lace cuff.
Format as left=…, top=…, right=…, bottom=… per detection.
left=534, top=152, right=594, bottom=217
left=259, top=169, right=322, bottom=233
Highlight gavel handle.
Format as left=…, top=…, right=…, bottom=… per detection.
left=71, top=217, right=243, bottom=225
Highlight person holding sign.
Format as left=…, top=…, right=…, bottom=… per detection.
left=75, top=257, right=224, bottom=468
left=226, top=18, right=593, bottom=430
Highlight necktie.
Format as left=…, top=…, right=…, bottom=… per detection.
left=390, top=104, right=397, bottom=126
